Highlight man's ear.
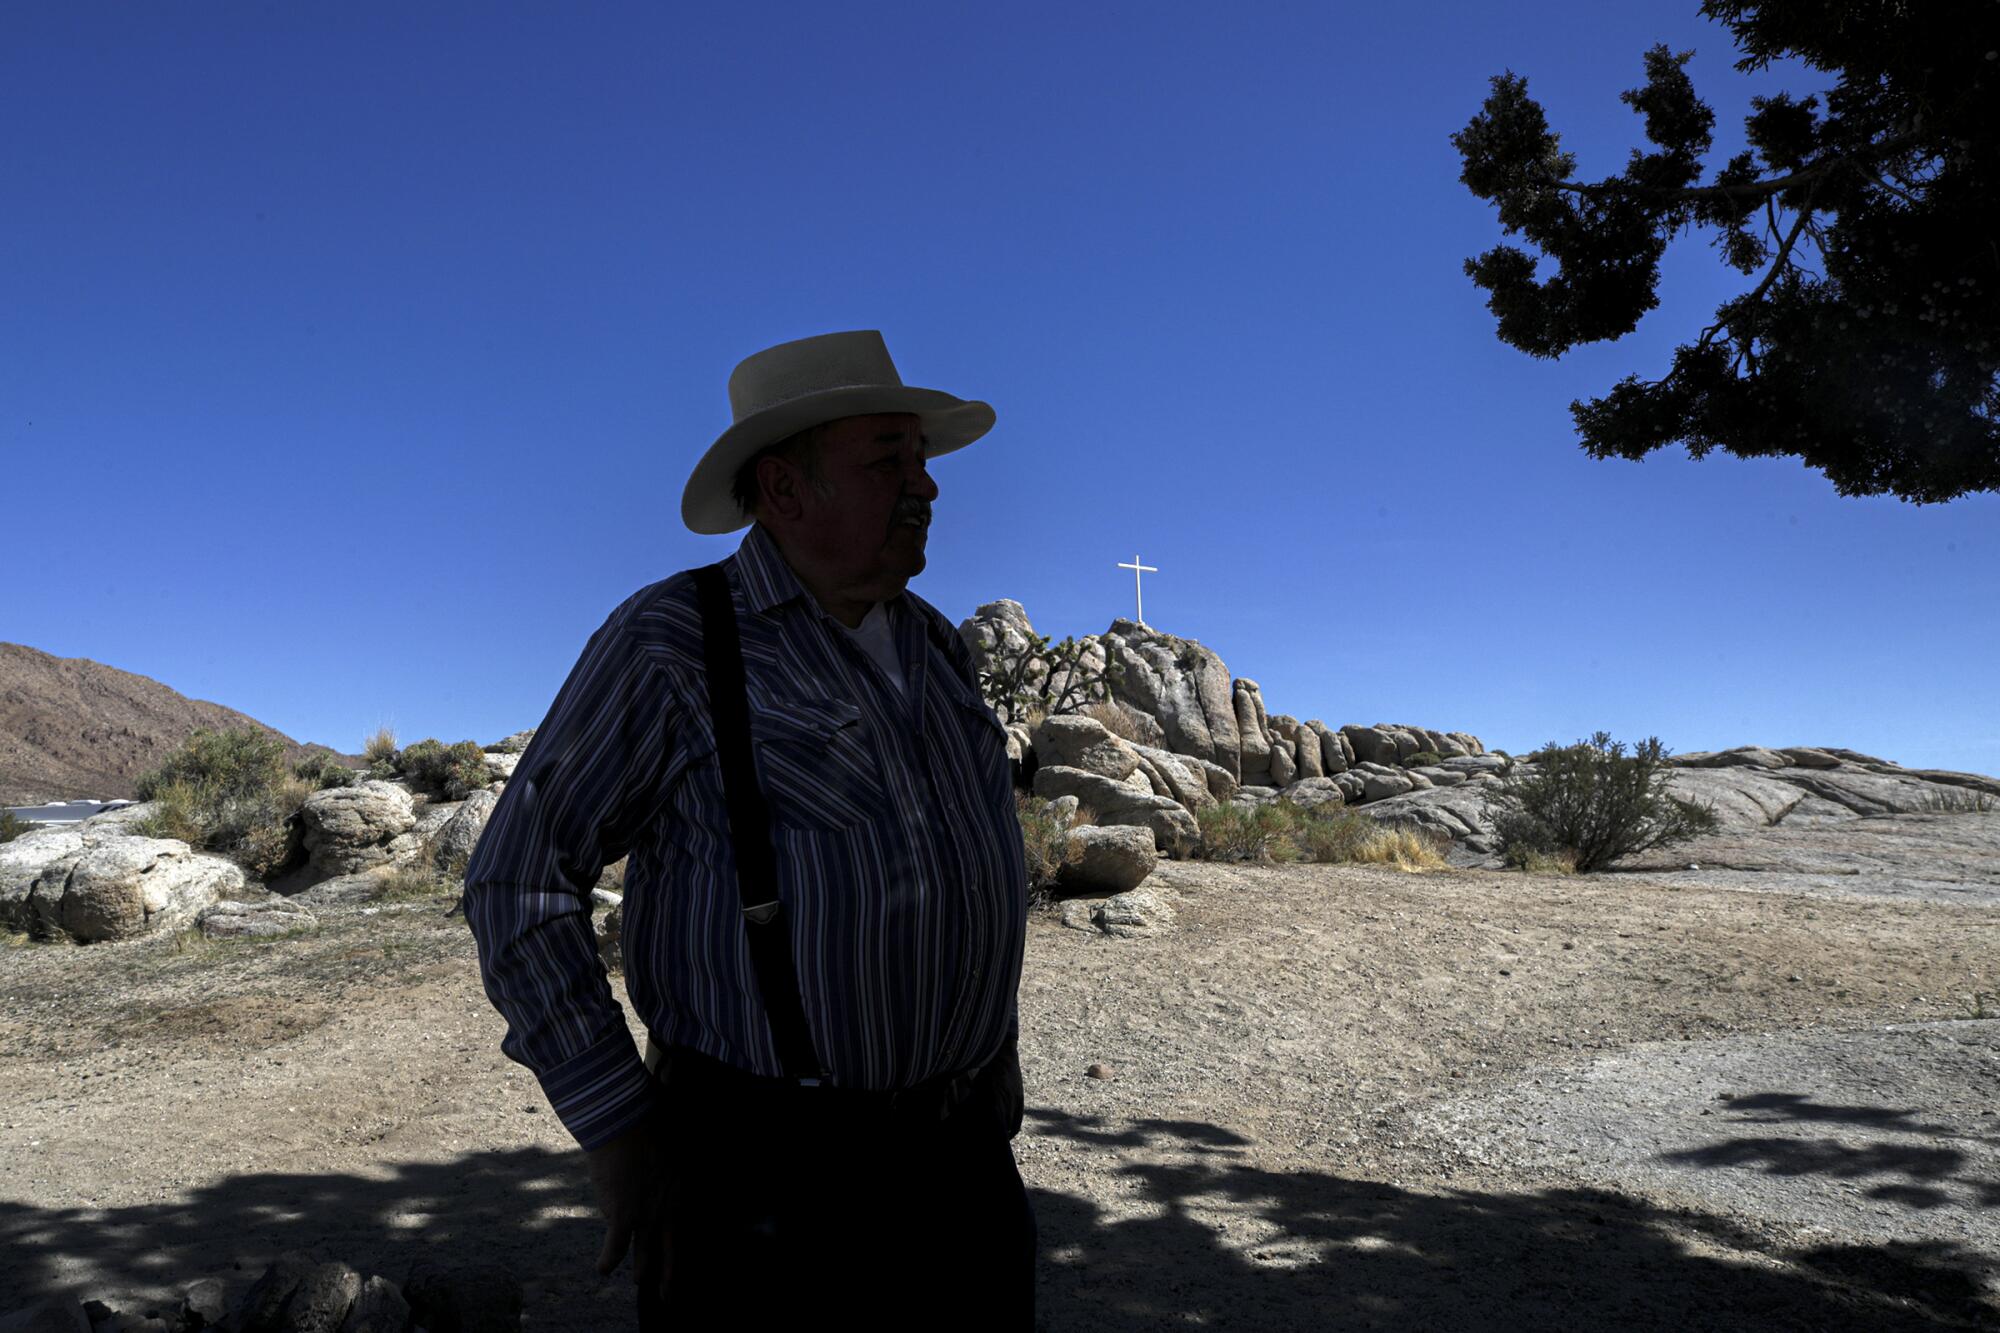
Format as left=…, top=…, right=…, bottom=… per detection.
left=756, top=454, right=805, bottom=522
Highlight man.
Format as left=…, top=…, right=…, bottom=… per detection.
left=462, top=330, right=1034, bottom=1327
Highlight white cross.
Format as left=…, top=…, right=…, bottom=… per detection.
left=1117, top=555, right=1159, bottom=626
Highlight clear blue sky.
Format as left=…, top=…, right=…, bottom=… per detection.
left=5, top=3, right=1995, bottom=777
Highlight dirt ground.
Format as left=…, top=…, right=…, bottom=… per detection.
left=2, top=814, right=1996, bottom=1330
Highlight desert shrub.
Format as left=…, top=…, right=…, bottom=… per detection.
left=132, top=729, right=308, bottom=878
left=979, top=632, right=1124, bottom=726
left=395, top=738, right=490, bottom=800
left=1403, top=750, right=1443, bottom=768
left=1288, top=807, right=1449, bottom=870
left=0, top=810, right=37, bottom=844
left=136, top=728, right=285, bottom=807
left=1197, top=801, right=1300, bottom=863
left=372, top=864, right=456, bottom=902
left=1016, top=793, right=1082, bottom=902
left=363, top=726, right=398, bottom=763
left=293, top=750, right=358, bottom=790
left=1504, top=846, right=1578, bottom=875
left=1290, top=807, right=1376, bottom=862
left=1490, top=732, right=1717, bottom=873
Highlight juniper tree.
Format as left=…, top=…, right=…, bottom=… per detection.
left=1453, top=1, right=1999, bottom=502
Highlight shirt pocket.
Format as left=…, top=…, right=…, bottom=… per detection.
left=748, top=694, right=881, bottom=831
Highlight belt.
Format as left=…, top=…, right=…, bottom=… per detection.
left=644, top=1036, right=990, bottom=1125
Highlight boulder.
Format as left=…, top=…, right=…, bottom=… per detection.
left=1032, top=765, right=1201, bottom=857
left=1188, top=754, right=1240, bottom=803
left=1446, top=732, right=1485, bottom=756
left=1058, top=825, right=1157, bottom=895
left=1356, top=785, right=1503, bottom=853
left=283, top=1260, right=363, bottom=1333
left=1279, top=777, right=1347, bottom=811
left=1094, top=887, right=1175, bottom=938
left=181, top=1278, right=228, bottom=1330
left=1413, top=766, right=1466, bottom=787
left=1272, top=715, right=1321, bottom=780
left=1341, top=725, right=1399, bottom=767
left=489, top=729, right=537, bottom=754
left=1352, top=763, right=1423, bottom=803
left=290, top=872, right=394, bottom=909
left=29, top=836, right=245, bottom=943
left=1095, top=618, right=1243, bottom=779
left=1334, top=771, right=1366, bottom=803
left=1307, top=721, right=1349, bottom=775
left=1043, top=794, right=1081, bottom=825
left=0, top=827, right=85, bottom=933
left=431, top=789, right=499, bottom=871
left=1268, top=735, right=1297, bottom=786
left=1232, top=679, right=1273, bottom=785
left=1129, top=752, right=1176, bottom=800
left=411, top=800, right=462, bottom=844
left=199, top=899, right=318, bottom=940
left=234, top=1252, right=319, bottom=1333
left=480, top=751, right=520, bottom=783
left=1777, top=746, right=1842, bottom=769
left=1030, top=716, right=1139, bottom=783
left=337, top=1276, right=409, bottom=1333
left=1678, top=746, right=1791, bottom=770
left=300, top=782, right=416, bottom=878
left=1131, top=745, right=1218, bottom=811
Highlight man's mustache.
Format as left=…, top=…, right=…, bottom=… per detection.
left=891, top=498, right=932, bottom=527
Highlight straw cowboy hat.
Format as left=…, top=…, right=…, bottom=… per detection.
left=681, top=330, right=996, bottom=534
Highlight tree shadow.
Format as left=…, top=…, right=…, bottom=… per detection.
left=0, top=1109, right=1992, bottom=1331
left=1657, top=1089, right=2000, bottom=1211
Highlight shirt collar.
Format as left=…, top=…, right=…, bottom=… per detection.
left=731, top=520, right=910, bottom=626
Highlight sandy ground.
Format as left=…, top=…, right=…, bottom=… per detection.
left=2, top=813, right=1997, bottom=1330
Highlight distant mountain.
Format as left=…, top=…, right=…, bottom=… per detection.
left=0, top=643, right=327, bottom=805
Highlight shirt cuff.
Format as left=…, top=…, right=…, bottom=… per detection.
left=535, top=1030, right=658, bottom=1151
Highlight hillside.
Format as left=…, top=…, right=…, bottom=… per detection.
left=0, top=643, right=315, bottom=804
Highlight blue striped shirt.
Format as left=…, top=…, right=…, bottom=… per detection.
left=463, top=523, right=1028, bottom=1150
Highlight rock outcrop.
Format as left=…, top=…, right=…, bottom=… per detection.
left=297, top=781, right=417, bottom=879
left=1, top=824, right=245, bottom=943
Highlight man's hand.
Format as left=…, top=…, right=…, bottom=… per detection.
left=586, top=1116, right=675, bottom=1304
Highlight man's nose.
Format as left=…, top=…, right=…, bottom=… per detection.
left=905, top=457, right=940, bottom=502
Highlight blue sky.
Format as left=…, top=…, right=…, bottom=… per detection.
left=5, top=3, right=1995, bottom=777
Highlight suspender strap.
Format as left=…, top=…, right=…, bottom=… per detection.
left=693, top=562, right=829, bottom=1083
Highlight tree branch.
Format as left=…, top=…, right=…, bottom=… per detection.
left=1531, top=131, right=1918, bottom=205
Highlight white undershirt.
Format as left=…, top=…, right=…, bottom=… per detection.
left=835, top=601, right=907, bottom=698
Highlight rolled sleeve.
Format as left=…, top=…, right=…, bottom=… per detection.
left=463, top=591, right=684, bottom=1148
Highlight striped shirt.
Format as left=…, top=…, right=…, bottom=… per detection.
left=463, top=522, right=1028, bottom=1150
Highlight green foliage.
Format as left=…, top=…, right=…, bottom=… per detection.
left=0, top=810, right=37, bottom=844
left=1404, top=750, right=1443, bottom=768
left=1491, top=732, right=1718, bottom=873
left=1453, top=7, right=1999, bottom=502
left=292, top=750, right=358, bottom=790
left=1196, top=802, right=1300, bottom=863
left=1290, top=806, right=1377, bottom=863
left=395, top=738, right=490, bottom=800
left=132, top=728, right=308, bottom=879
left=978, top=632, right=1124, bottom=726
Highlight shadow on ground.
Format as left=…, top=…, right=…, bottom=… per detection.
left=1659, top=1089, right=2000, bottom=1210
left=2, top=1108, right=1991, bottom=1331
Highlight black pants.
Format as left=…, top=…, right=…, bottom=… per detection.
left=636, top=1047, right=1036, bottom=1329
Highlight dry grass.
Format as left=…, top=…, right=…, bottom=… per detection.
left=1017, top=792, right=1085, bottom=900
left=364, top=726, right=399, bottom=763
left=1081, top=699, right=1151, bottom=744
left=1347, top=823, right=1451, bottom=871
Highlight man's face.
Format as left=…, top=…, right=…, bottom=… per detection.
left=787, top=412, right=938, bottom=602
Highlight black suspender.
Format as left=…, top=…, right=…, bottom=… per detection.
left=692, top=562, right=829, bottom=1084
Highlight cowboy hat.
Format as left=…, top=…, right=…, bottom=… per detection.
left=680, top=330, right=996, bottom=534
